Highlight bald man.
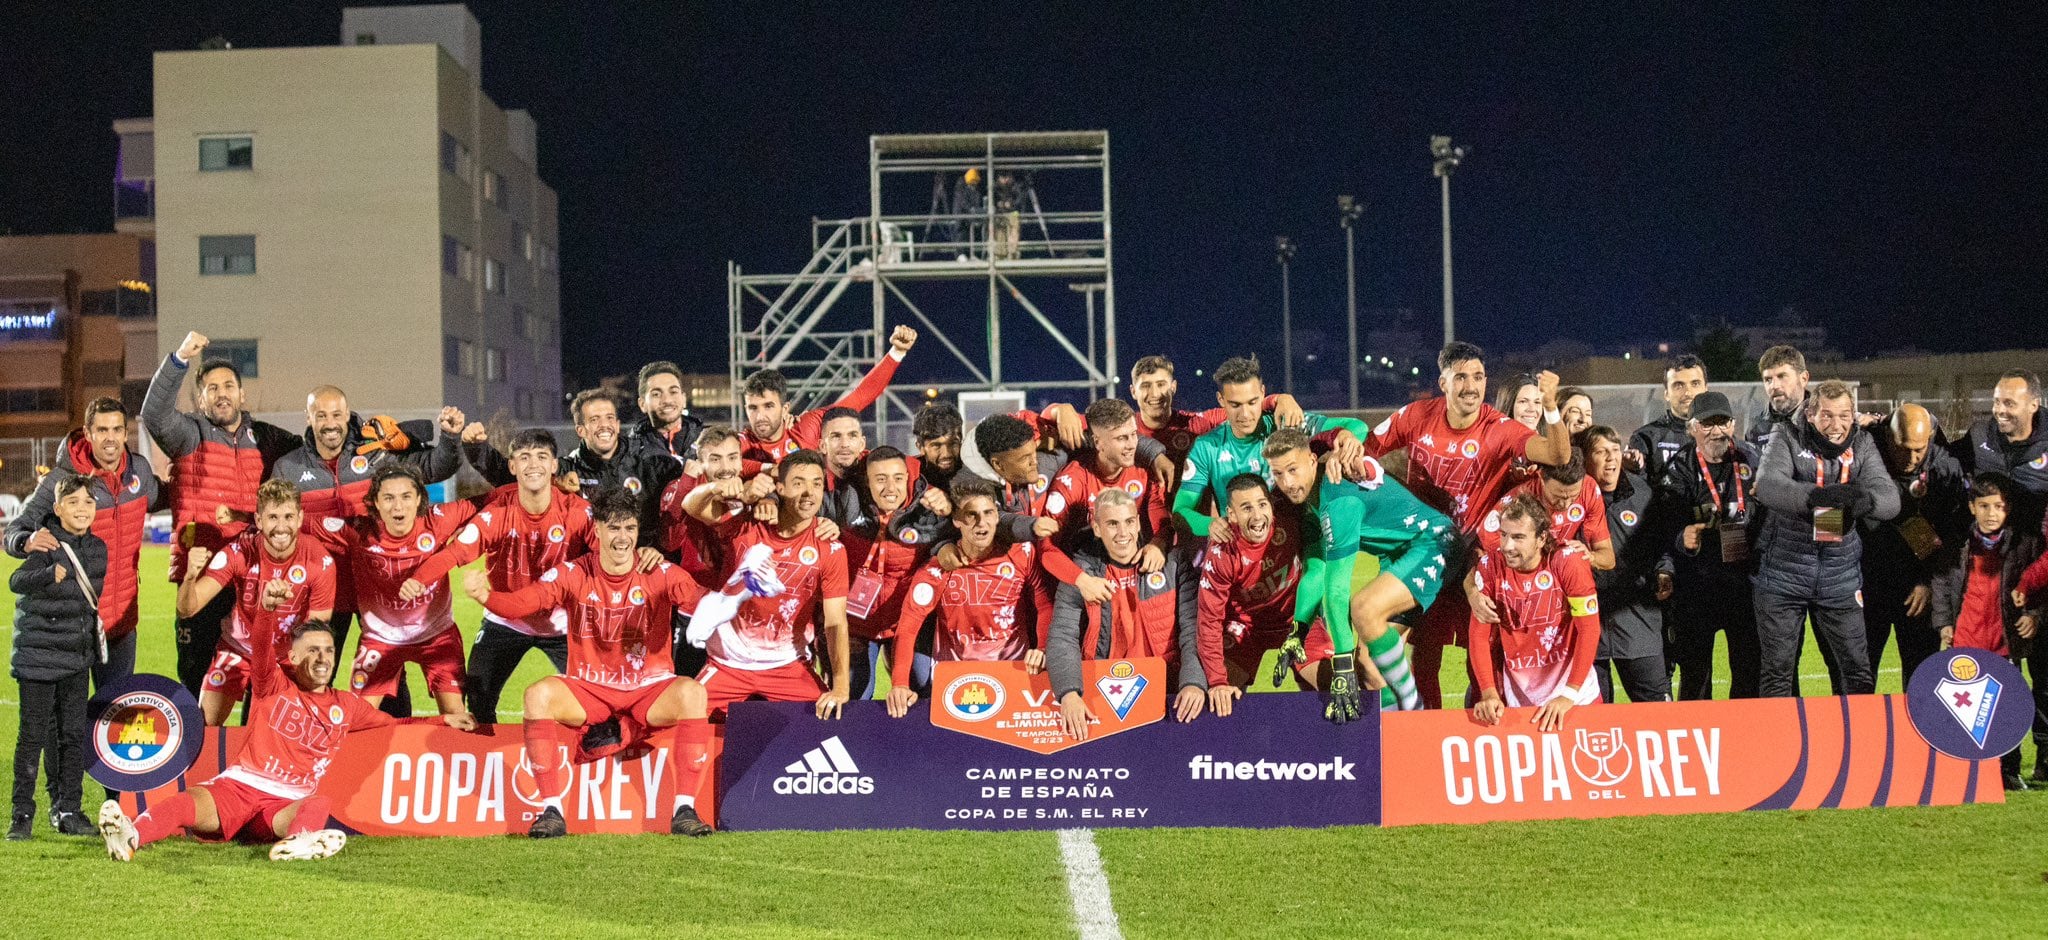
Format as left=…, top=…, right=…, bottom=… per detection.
left=269, top=387, right=464, bottom=715
left=1844, top=403, right=1967, bottom=685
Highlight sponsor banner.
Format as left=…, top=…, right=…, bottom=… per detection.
left=1904, top=649, right=2031, bottom=760
left=89, top=675, right=203, bottom=792
left=930, top=659, right=1165, bottom=754
left=1380, top=695, right=2002, bottom=827
left=119, top=723, right=723, bottom=837
left=717, top=693, right=1380, bottom=831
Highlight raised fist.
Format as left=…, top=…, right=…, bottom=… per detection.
left=177, top=331, right=209, bottom=362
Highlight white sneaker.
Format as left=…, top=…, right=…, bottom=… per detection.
left=269, top=828, right=347, bottom=861
left=98, top=800, right=137, bottom=862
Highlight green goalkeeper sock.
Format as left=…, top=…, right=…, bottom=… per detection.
left=1365, top=629, right=1419, bottom=711
left=1380, top=686, right=1396, bottom=710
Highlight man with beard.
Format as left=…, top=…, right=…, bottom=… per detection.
left=558, top=390, right=681, bottom=554
left=1583, top=426, right=1672, bottom=702
left=1195, top=474, right=1335, bottom=710
left=1127, top=354, right=1301, bottom=469
left=174, top=481, right=336, bottom=726
left=1854, top=403, right=1966, bottom=685
left=628, top=361, right=705, bottom=463
left=5, top=397, right=163, bottom=689
left=911, top=402, right=966, bottom=492
left=1468, top=495, right=1604, bottom=730
left=1749, top=346, right=1810, bottom=449
left=1655, top=391, right=1762, bottom=700
left=1477, top=453, right=1616, bottom=572
left=740, top=326, right=917, bottom=464
left=142, top=331, right=301, bottom=694
left=817, top=407, right=870, bottom=524
left=1753, top=380, right=1900, bottom=697
left=1629, top=354, right=1709, bottom=482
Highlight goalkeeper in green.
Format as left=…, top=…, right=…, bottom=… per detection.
left=1172, top=356, right=1369, bottom=539
left=1263, top=428, right=1454, bottom=722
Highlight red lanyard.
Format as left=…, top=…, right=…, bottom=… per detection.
left=1697, top=450, right=1745, bottom=519
left=1814, top=453, right=1851, bottom=486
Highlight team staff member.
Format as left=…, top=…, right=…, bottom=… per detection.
left=1583, top=426, right=1672, bottom=702
left=142, top=331, right=301, bottom=695
left=5, top=397, right=163, bottom=689
left=1629, top=354, right=1709, bottom=482
left=1753, top=380, right=1899, bottom=698
left=1856, top=404, right=1966, bottom=685
left=559, top=390, right=683, bottom=550
left=1956, top=371, right=2048, bottom=774
left=1749, top=345, right=1811, bottom=449
left=628, top=361, right=705, bottom=463
left=1654, top=391, right=1761, bottom=700
left=912, top=402, right=967, bottom=492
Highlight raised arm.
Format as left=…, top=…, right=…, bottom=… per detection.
left=827, top=326, right=915, bottom=413
left=142, top=334, right=208, bottom=457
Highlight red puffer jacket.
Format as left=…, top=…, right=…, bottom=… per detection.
left=140, top=353, right=299, bottom=582
left=2, top=432, right=164, bottom=637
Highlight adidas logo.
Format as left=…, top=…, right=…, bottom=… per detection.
left=772, top=736, right=875, bottom=795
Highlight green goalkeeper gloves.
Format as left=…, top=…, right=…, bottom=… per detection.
left=1324, top=653, right=1361, bottom=724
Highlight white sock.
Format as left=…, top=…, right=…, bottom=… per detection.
left=673, top=794, right=696, bottom=813
left=542, top=798, right=563, bottom=814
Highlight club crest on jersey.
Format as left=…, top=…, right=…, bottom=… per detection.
left=1123, top=479, right=1144, bottom=498
left=628, top=585, right=647, bottom=606
left=996, top=561, right=1017, bottom=579
left=1619, top=510, right=1639, bottom=527
left=1145, top=571, right=1166, bottom=591
left=1461, top=439, right=1481, bottom=459
left=415, top=532, right=436, bottom=552
left=942, top=673, right=1006, bottom=722
left=1173, top=432, right=1192, bottom=450
left=1096, top=661, right=1148, bottom=721
left=1273, top=527, right=1288, bottom=546
left=2032, top=454, right=2048, bottom=470
left=1534, top=571, right=1554, bottom=591
left=322, top=516, right=345, bottom=533
left=798, top=546, right=820, bottom=566
left=1566, top=504, right=1585, bottom=523
left=624, top=476, right=643, bottom=494
left=547, top=524, right=567, bottom=543
left=126, top=474, right=141, bottom=494
left=288, top=564, right=308, bottom=585
left=351, top=670, right=368, bottom=690
left=328, top=704, right=346, bottom=725
left=899, top=527, right=920, bottom=544
left=1031, top=477, right=1049, bottom=494
left=1735, top=463, right=1752, bottom=479
left=350, top=455, right=370, bottom=475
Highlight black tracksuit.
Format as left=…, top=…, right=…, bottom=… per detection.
left=1594, top=472, right=1672, bottom=702
left=1654, top=440, right=1763, bottom=700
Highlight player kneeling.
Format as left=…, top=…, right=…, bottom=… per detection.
left=1196, top=474, right=1338, bottom=713
left=1466, top=494, right=1603, bottom=731
left=466, top=489, right=776, bottom=838
left=98, top=619, right=476, bottom=862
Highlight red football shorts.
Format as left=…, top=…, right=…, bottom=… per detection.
left=201, top=647, right=252, bottom=702
left=697, top=659, right=825, bottom=715
left=350, top=628, right=466, bottom=698
left=196, top=776, right=297, bottom=843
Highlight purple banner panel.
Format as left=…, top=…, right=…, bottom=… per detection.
left=717, top=693, right=1380, bottom=831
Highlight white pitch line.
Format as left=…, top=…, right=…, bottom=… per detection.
left=1057, top=828, right=1123, bottom=940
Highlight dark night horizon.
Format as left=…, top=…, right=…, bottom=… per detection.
left=5, top=2, right=2043, bottom=397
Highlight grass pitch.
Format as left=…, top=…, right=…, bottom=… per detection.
left=1, top=547, right=2040, bottom=938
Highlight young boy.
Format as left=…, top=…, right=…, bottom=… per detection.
left=1930, top=472, right=2042, bottom=790
left=9, top=478, right=108, bottom=840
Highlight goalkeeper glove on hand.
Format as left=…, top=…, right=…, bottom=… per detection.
left=355, top=415, right=413, bottom=455
left=1271, top=621, right=1312, bottom=687
left=1324, top=652, right=1361, bottom=724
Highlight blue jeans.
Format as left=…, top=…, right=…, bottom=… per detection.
left=848, top=637, right=934, bottom=700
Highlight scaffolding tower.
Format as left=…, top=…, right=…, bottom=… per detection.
left=728, top=131, right=1115, bottom=445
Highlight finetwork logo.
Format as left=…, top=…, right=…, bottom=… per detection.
left=1188, top=754, right=1356, bottom=782
left=774, top=736, right=876, bottom=795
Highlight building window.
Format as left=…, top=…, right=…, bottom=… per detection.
left=0, top=388, right=65, bottom=414
left=80, top=285, right=154, bottom=320
left=354, top=32, right=376, bottom=45
left=517, top=226, right=533, bottom=261
left=199, top=235, right=256, bottom=275
left=483, top=169, right=510, bottom=209
left=442, top=236, right=474, bottom=282
left=484, top=257, right=505, bottom=295
left=0, top=301, right=64, bottom=344
left=198, top=137, right=253, bottom=171
left=485, top=347, right=505, bottom=383
left=208, top=339, right=260, bottom=377
left=439, top=132, right=473, bottom=183
left=538, top=244, right=557, bottom=273
left=444, top=335, right=476, bottom=377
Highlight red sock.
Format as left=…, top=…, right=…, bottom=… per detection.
left=1411, top=640, right=1444, bottom=710
left=523, top=719, right=568, bottom=808
left=670, top=719, right=712, bottom=808
left=286, top=797, right=332, bottom=836
left=134, top=792, right=196, bottom=847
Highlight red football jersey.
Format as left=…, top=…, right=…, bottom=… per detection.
left=213, top=596, right=394, bottom=801
left=708, top=520, right=850, bottom=671
left=1039, top=457, right=1172, bottom=585
left=1468, top=547, right=1603, bottom=708
left=740, top=351, right=903, bottom=463
left=484, top=559, right=705, bottom=690
left=306, top=502, right=475, bottom=646
left=1476, top=476, right=1611, bottom=554
left=839, top=518, right=932, bottom=642
left=888, top=541, right=1047, bottom=685
left=201, top=534, right=336, bottom=657
left=1196, top=509, right=1304, bottom=685
left=1138, top=408, right=1227, bottom=468
left=1366, top=397, right=1536, bottom=532
left=411, top=485, right=596, bottom=636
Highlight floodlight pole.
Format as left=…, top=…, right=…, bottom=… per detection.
left=1430, top=136, right=1464, bottom=346
left=1339, top=196, right=1363, bottom=410
left=1275, top=236, right=1296, bottom=396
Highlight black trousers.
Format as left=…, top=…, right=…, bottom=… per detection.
left=1598, top=655, right=1671, bottom=703
left=2027, top=642, right=2048, bottom=752
left=12, top=671, right=88, bottom=817
left=672, top=611, right=707, bottom=680
left=1861, top=575, right=1940, bottom=688
left=1670, top=585, right=1761, bottom=700
left=92, top=630, right=136, bottom=694
left=465, top=621, right=568, bottom=725
left=174, top=588, right=234, bottom=694
left=1756, top=590, right=1873, bottom=698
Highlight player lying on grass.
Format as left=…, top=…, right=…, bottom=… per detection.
left=1263, top=429, right=1456, bottom=722
left=467, top=488, right=781, bottom=838
left=1466, top=494, right=1604, bottom=730
left=98, top=619, right=476, bottom=862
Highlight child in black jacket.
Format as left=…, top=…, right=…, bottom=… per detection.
left=9, top=477, right=108, bottom=840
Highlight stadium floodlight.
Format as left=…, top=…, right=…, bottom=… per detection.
left=1430, top=136, right=1466, bottom=346
left=1275, top=236, right=1296, bottom=395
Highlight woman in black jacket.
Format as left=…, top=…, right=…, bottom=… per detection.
left=9, top=478, right=108, bottom=840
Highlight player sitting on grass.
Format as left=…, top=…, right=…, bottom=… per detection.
left=469, top=488, right=778, bottom=838
left=98, top=619, right=476, bottom=862
left=1263, top=429, right=1455, bottom=722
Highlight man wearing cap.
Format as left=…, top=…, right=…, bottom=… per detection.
left=1653, top=390, right=1763, bottom=699
left=1752, top=380, right=1900, bottom=697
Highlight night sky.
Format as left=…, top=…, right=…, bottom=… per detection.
left=5, top=2, right=2043, bottom=400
